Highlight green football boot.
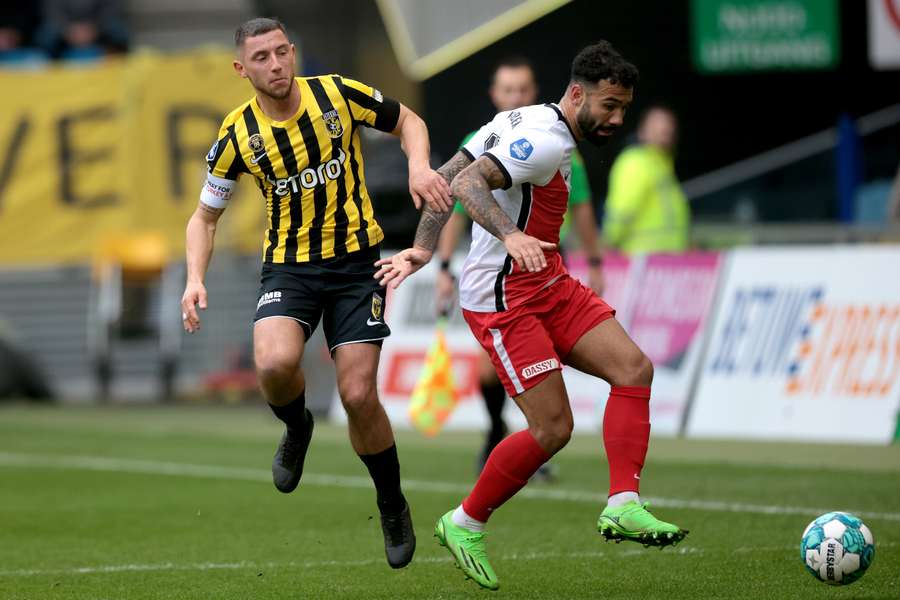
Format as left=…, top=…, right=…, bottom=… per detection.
left=597, top=500, right=688, bottom=548
left=434, top=510, right=500, bottom=590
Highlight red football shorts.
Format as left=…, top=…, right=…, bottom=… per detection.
left=463, top=274, right=615, bottom=397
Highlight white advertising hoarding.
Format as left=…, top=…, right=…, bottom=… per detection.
left=687, top=246, right=900, bottom=444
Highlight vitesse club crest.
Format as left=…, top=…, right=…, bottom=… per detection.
left=371, top=293, right=383, bottom=320
left=248, top=133, right=265, bottom=153
left=322, top=110, right=344, bottom=139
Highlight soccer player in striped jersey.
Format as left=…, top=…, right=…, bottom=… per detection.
left=180, top=17, right=451, bottom=569
left=376, top=41, right=687, bottom=589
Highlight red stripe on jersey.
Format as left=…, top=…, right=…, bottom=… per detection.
left=524, top=170, right=568, bottom=245
left=500, top=170, right=568, bottom=310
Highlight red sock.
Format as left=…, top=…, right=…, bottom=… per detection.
left=462, top=430, right=550, bottom=522
left=603, top=385, right=651, bottom=496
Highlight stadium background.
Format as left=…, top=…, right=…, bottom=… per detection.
left=1, top=1, right=899, bottom=598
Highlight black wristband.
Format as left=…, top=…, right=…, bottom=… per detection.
left=588, top=256, right=603, bottom=267
left=439, top=259, right=451, bottom=272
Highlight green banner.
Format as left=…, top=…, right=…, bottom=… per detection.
left=692, top=0, right=839, bottom=73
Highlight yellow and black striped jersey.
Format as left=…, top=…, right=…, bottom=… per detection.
left=206, top=75, right=401, bottom=263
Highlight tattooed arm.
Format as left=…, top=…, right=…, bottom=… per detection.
left=451, top=157, right=516, bottom=240
left=411, top=151, right=473, bottom=251
left=375, top=152, right=557, bottom=289
left=182, top=201, right=226, bottom=333
left=451, top=157, right=557, bottom=273
left=374, top=151, right=472, bottom=289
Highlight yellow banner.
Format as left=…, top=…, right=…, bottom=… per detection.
left=0, top=49, right=266, bottom=265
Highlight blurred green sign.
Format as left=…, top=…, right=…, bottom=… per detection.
left=692, top=0, right=839, bottom=73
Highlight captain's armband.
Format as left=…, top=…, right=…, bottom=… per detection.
left=200, top=173, right=236, bottom=209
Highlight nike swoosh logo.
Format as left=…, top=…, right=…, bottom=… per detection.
left=249, top=153, right=266, bottom=165
left=366, top=318, right=382, bottom=326
left=634, top=474, right=641, bottom=480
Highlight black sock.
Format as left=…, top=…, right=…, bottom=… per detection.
left=269, top=391, right=309, bottom=432
left=359, top=444, right=406, bottom=515
left=482, top=380, right=507, bottom=448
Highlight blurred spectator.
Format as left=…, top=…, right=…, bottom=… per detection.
left=603, top=106, right=690, bottom=254
left=38, top=0, right=129, bottom=60
left=0, top=3, right=45, bottom=65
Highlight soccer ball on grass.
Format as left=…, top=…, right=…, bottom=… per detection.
left=801, top=511, right=875, bottom=585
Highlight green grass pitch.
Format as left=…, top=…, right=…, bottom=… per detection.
left=1, top=404, right=898, bottom=599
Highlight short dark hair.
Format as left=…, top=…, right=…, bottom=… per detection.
left=639, top=104, right=677, bottom=126
left=235, top=17, right=287, bottom=48
left=493, top=55, right=535, bottom=77
left=570, top=41, right=638, bottom=88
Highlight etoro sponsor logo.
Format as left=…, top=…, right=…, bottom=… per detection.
left=521, top=358, right=559, bottom=379
left=257, top=290, right=282, bottom=310
left=267, top=148, right=347, bottom=196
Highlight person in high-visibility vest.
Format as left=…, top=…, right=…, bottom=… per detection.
left=603, top=107, right=689, bottom=254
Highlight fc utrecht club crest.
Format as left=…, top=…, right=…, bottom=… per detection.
left=371, top=293, right=383, bottom=320
left=323, top=110, right=344, bottom=138
left=248, top=133, right=265, bottom=153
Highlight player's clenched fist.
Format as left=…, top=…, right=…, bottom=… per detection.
left=502, top=231, right=556, bottom=273
left=181, top=281, right=208, bottom=333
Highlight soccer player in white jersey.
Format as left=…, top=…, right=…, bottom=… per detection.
left=375, top=41, right=687, bottom=590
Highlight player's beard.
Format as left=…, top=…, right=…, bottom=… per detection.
left=255, top=74, right=294, bottom=101
left=576, top=103, right=617, bottom=147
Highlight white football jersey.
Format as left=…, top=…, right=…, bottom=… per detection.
left=458, top=103, right=576, bottom=312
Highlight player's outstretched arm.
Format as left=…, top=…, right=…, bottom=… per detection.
left=453, top=157, right=556, bottom=273
left=182, top=202, right=224, bottom=333
left=392, top=104, right=452, bottom=212
left=375, top=151, right=472, bottom=289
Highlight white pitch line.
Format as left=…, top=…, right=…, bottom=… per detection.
left=1, top=451, right=899, bottom=523
left=733, top=540, right=897, bottom=554
left=0, top=549, right=706, bottom=578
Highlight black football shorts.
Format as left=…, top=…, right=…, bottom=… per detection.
left=254, top=245, right=391, bottom=352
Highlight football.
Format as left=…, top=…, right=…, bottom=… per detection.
left=801, top=512, right=875, bottom=585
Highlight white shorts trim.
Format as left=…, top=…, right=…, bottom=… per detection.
left=252, top=315, right=312, bottom=337
left=489, top=327, right=524, bottom=394
left=329, top=336, right=388, bottom=354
